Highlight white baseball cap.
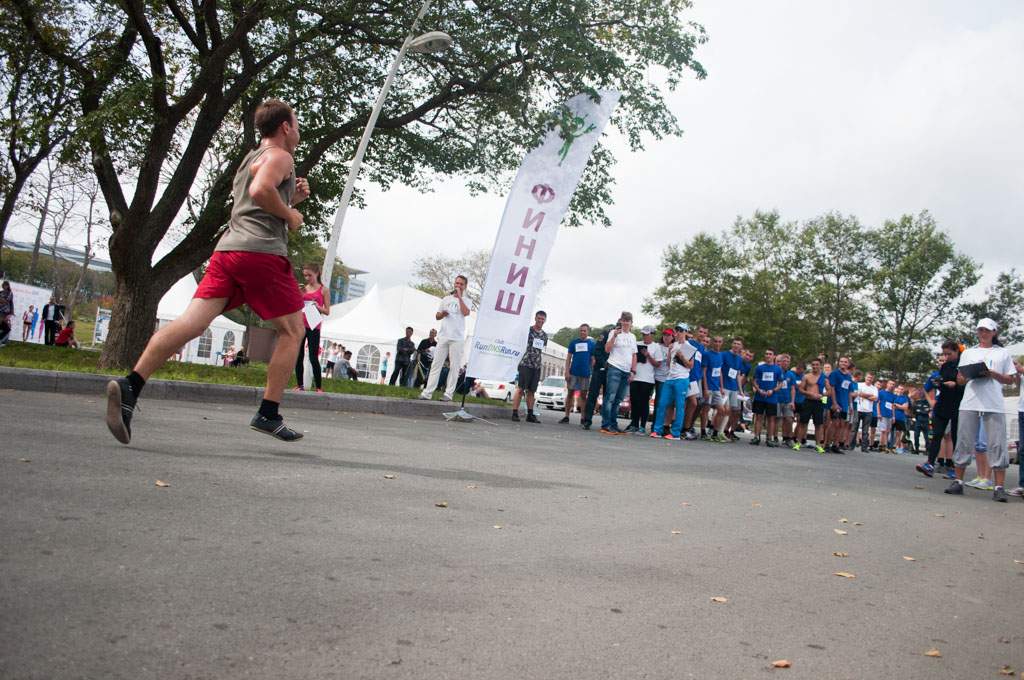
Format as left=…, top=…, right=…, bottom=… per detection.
left=977, top=317, right=999, bottom=331
left=641, top=325, right=655, bottom=334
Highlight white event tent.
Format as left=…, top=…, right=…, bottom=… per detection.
left=156, top=274, right=245, bottom=365
left=318, top=284, right=475, bottom=381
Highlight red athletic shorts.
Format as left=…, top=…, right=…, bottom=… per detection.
left=194, top=251, right=303, bottom=321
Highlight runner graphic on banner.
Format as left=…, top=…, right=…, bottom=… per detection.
left=467, top=90, right=620, bottom=381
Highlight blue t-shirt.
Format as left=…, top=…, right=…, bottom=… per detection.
left=924, top=371, right=940, bottom=401
left=689, top=341, right=704, bottom=388
left=704, top=349, right=723, bottom=391
left=829, top=370, right=853, bottom=410
left=567, top=338, right=595, bottom=377
left=877, top=389, right=894, bottom=418
left=753, top=363, right=784, bottom=403
left=741, top=361, right=752, bottom=394
left=781, top=370, right=798, bottom=404
left=720, top=351, right=742, bottom=391
left=893, top=395, right=909, bottom=422
left=848, top=381, right=859, bottom=411
left=791, top=371, right=806, bottom=404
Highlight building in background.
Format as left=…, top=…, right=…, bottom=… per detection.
left=328, top=268, right=368, bottom=305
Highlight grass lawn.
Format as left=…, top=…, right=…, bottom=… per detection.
left=0, top=342, right=507, bottom=405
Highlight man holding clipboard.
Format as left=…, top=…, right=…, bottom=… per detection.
left=944, top=318, right=1016, bottom=502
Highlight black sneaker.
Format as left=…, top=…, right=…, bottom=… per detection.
left=766, top=440, right=778, bottom=448
left=511, top=411, right=520, bottom=422
left=558, top=416, right=570, bottom=424
left=526, top=413, right=540, bottom=423
left=993, top=487, right=1008, bottom=503
left=944, top=480, right=963, bottom=495
left=105, top=378, right=136, bottom=444
left=749, top=436, right=760, bottom=446
left=581, top=422, right=591, bottom=430
left=830, top=445, right=841, bottom=454
left=250, top=414, right=303, bottom=441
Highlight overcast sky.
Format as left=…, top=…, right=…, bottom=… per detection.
left=8, top=1, right=1021, bottom=333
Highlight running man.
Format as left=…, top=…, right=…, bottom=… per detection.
left=106, top=99, right=309, bottom=443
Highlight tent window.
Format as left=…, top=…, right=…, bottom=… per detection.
left=222, top=330, right=235, bottom=355
left=198, top=328, right=213, bottom=358
left=356, top=345, right=380, bottom=380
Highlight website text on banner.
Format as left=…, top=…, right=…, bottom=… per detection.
left=466, top=90, right=621, bottom=381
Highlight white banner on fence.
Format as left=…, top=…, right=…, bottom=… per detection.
left=466, top=90, right=620, bottom=381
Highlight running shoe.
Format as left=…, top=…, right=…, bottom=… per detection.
left=942, top=469, right=957, bottom=480
left=713, top=434, right=730, bottom=443
left=974, top=478, right=994, bottom=491
left=600, top=427, right=618, bottom=435
left=525, top=413, right=540, bottom=423
left=650, top=431, right=662, bottom=439
left=105, top=377, right=137, bottom=445
left=624, top=425, right=639, bottom=433
left=766, top=440, right=778, bottom=448
left=633, top=427, right=648, bottom=436
left=792, top=443, right=801, bottom=451
left=683, top=431, right=697, bottom=441
left=749, top=436, right=760, bottom=446
left=250, top=414, right=303, bottom=441
left=1008, top=487, right=1024, bottom=497
left=316, top=388, right=323, bottom=393
left=559, top=417, right=570, bottom=424
left=915, top=462, right=934, bottom=478
left=511, top=411, right=520, bottom=422
left=964, top=477, right=983, bottom=488
left=944, top=480, right=963, bottom=495
left=815, top=445, right=826, bottom=454
left=830, top=445, right=841, bottom=454
left=993, top=487, right=1008, bottom=503
left=663, top=434, right=678, bottom=440
left=293, top=386, right=303, bottom=391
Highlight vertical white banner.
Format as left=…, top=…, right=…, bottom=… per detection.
left=467, top=90, right=620, bottom=381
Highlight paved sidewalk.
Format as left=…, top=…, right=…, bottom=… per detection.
left=0, top=365, right=510, bottom=419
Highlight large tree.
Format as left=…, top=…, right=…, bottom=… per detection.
left=9, top=0, right=708, bottom=368
left=947, top=268, right=1024, bottom=347
left=869, top=210, right=978, bottom=379
left=643, top=232, right=738, bottom=332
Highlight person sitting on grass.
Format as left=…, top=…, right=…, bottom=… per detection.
left=54, top=320, right=81, bottom=349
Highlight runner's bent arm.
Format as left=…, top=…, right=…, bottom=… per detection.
left=249, top=147, right=302, bottom=230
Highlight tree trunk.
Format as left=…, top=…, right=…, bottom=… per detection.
left=99, top=272, right=164, bottom=370
left=27, top=170, right=54, bottom=284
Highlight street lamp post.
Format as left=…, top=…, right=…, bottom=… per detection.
left=321, top=1, right=453, bottom=293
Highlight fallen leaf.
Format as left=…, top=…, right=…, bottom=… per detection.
left=154, top=480, right=170, bottom=487
left=1014, top=560, right=1024, bottom=565
left=955, top=510, right=962, bottom=515
left=833, top=572, right=856, bottom=578
left=383, top=474, right=395, bottom=479
left=854, top=522, right=862, bottom=526
left=934, top=513, right=945, bottom=518
left=834, top=529, right=848, bottom=535
left=839, top=518, right=849, bottom=523
left=999, top=637, right=1010, bottom=643
left=833, top=552, right=849, bottom=557
left=671, top=531, right=681, bottom=535
left=681, top=502, right=691, bottom=506
left=912, top=485, right=924, bottom=489
left=19, top=458, right=30, bottom=462
left=999, top=666, right=1013, bottom=675
left=710, top=597, right=728, bottom=603
left=466, top=485, right=476, bottom=489
left=492, top=525, right=502, bottom=530
left=435, top=502, right=448, bottom=508
left=923, top=648, right=942, bottom=658
left=745, top=513, right=753, bottom=517
left=832, top=493, right=839, bottom=496
left=771, top=659, right=791, bottom=668
left=753, top=503, right=762, bottom=508
left=578, top=495, right=587, bottom=498
left=903, top=556, right=917, bottom=562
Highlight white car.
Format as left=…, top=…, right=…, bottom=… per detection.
left=536, top=375, right=567, bottom=410
left=472, top=378, right=516, bottom=401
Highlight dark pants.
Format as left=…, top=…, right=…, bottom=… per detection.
left=44, top=320, right=60, bottom=345
left=927, top=412, right=957, bottom=466
left=629, top=381, right=655, bottom=429
left=913, top=418, right=930, bottom=453
left=1017, top=412, right=1023, bottom=488
left=295, top=328, right=322, bottom=389
left=389, top=360, right=412, bottom=386
left=582, top=367, right=607, bottom=427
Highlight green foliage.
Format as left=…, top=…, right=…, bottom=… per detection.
left=948, top=268, right=1024, bottom=347
left=643, top=232, right=737, bottom=332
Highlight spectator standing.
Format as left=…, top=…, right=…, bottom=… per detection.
left=41, top=296, right=65, bottom=345
left=391, top=327, right=417, bottom=386
left=560, top=324, right=595, bottom=424
left=581, top=325, right=613, bottom=430
left=626, top=325, right=662, bottom=434
left=380, top=352, right=390, bottom=384
left=911, top=387, right=931, bottom=454
left=511, top=311, right=548, bottom=422
left=0, top=281, right=12, bottom=346
left=418, top=276, right=470, bottom=402
left=415, top=329, right=438, bottom=388
left=916, top=341, right=964, bottom=477
left=294, top=263, right=330, bottom=392
left=649, top=328, right=693, bottom=440
left=600, top=312, right=638, bottom=435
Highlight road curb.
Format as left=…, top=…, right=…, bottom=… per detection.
left=0, top=366, right=511, bottom=419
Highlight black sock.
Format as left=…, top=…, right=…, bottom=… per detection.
left=259, top=399, right=280, bottom=420
left=127, top=371, right=145, bottom=398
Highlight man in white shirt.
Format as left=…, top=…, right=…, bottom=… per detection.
left=945, top=318, right=1016, bottom=502
left=418, top=275, right=471, bottom=402
left=599, top=311, right=638, bottom=434
left=852, top=372, right=878, bottom=453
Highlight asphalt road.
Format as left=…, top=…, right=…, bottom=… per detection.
left=2, top=390, right=1023, bottom=680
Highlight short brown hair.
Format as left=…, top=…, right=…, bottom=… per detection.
left=255, top=100, right=294, bottom=138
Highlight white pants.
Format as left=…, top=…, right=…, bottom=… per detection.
left=419, top=337, right=463, bottom=399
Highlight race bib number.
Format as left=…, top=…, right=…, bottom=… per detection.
left=762, top=373, right=775, bottom=383
left=712, top=367, right=721, bottom=378
left=575, top=342, right=588, bottom=353
left=532, top=338, right=545, bottom=349
left=779, top=379, right=787, bottom=389
left=841, top=379, right=851, bottom=389
left=728, top=368, right=738, bottom=379
left=694, top=351, right=702, bottom=363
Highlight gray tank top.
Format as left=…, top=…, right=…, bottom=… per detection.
left=214, top=146, right=296, bottom=256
